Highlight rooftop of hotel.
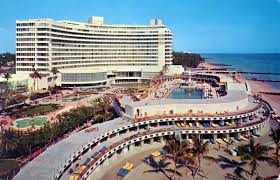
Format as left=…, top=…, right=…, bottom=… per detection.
left=16, top=17, right=168, bottom=29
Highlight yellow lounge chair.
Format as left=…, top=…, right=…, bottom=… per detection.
left=151, top=151, right=161, bottom=157
left=189, top=123, right=193, bottom=127
left=74, top=165, right=86, bottom=174
left=176, top=122, right=181, bottom=127
left=126, top=163, right=134, bottom=170
left=222, top=137, right=229, bottom=144
left=211, top=123, right=217, bottom=128
left=240, top=135, right=248, bottom=141
left=227, top=122, right=233, bottom=126
left=122, top=162, right=130, bottom=169
left=216, top=139, right=222, bottom=144
left=68, top=175, right=79, bottom=180
left=180, top=122, right=185, bottom=127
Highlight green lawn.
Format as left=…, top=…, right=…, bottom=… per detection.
left=16, top=104, right=58, bottom=117
left=0, top=159, right=19, bottom=173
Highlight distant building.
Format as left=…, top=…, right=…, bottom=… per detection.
left=15, top=17, right=173, bottom=89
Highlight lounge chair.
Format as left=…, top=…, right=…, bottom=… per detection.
left=91, top=151, right=99, bottom=158
left=216, top=139, right=222, bottom=144
left=227, top=122, right=233, bottom=126
left=176, top=122, right=181, bottom=127
left=82, top=158, right=91, bottom=166
left=99, top=146, right=107, bottom=152
left=160, top=149, right=168, bottom=155
left=233, top=137, right=241, bottom=142
left=211, top=123, right=217, bottom=128
left=151, top=151, right=161, bottom=157
left=68, top=175, right=79, bottom=180
left=180, top=122, right=185, bottom=127
left=222, top=137, right=230, bottom=144
left=252, top=132, right=260, bottom=137
left=240, top=135, right=248, bottom=141
left=210, top=138, right=215, bottom=144
left=74, top=165, right=86, bottom=174
left=126, top=163, right=134, bottom=170
left=122, top=162, right=130, bottom=169
left=117, top=168, right=129, bottom=177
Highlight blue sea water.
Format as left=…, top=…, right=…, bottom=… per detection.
left=202, top=53, right=280, bottom=90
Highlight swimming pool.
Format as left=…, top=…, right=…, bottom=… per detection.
left=13, top=116, right=49, bottom=129
left=168, top=87, right=203, bottom=99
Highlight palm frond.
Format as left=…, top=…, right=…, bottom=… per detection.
left=165, top=169, right=182, bottom=176
left=203, top=155, right=218, bottom=163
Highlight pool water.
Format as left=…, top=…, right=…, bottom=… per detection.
left=13, top=116, right=49, bottom=128
left=168, top=88, right=203, bottom=99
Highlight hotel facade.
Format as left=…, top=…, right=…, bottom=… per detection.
left=15, top=17, right=173, bottom=89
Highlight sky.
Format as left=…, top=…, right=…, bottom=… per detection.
left=0, top=0, right=280, bottom=53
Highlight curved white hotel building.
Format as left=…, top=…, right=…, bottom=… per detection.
left=15, top=17, right=173, bottom=88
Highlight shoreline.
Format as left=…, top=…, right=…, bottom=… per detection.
left=200, top=62, right=280, bottom=115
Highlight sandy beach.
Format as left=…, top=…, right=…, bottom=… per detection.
left=89, top=142, right=279, bottom=180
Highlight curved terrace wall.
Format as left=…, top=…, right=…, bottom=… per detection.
left=80, top=116, right=269, bottom=179
left=125, top=90, right=250, bottom=118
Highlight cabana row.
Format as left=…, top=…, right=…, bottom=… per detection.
left=134, top=103, right=261, bottom=121
left=73, top=146, right=107, bottom=176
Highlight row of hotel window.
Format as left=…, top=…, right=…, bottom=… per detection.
left=16, top=48, right=161, bottom=52
left=16, top=63, right=160, bottom=71
left=16, top=43, right=170, bottom=49
left=17, top=33, right=172, bottom=41
left=16, top=53, right=161, bottom=58
left=16, top=60, right=157, bottom=66
left=16, top=32, right=169, bottom=37
left=16, top=38, right=172, bottom=42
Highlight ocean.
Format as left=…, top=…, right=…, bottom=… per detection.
left=202, top=53, right=280, bottom=90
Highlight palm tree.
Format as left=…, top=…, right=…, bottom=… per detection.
left=188, top=135, right=217, bottom=178
left=217, top=155, right=248, bottom=179
left=269, top=125, right=280, bottom=167
left=2, top=129, right=19, bottom=152
left=3, top=72, right=12, bottom=92
left=30, top=70, right=42, bottom=90
left=238, top=138, right=274, bottom=176
left=143, top=156, right=181, bottom=180
left=90, top=96, right=112, bottom=122
left=162, top=137, right=190, bottom=179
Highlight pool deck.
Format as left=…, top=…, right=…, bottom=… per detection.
left=127, top=90, right=248, bottom=106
